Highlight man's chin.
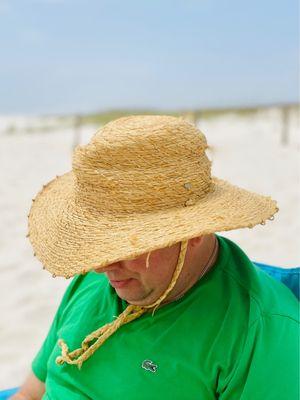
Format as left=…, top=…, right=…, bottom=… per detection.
left=115, top=288, right=155, bottom=306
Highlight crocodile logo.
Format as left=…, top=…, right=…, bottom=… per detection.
left=141, top=359, right=158, bottom=373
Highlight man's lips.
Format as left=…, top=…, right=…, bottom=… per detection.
left=109, top=278, right=136, bottom=289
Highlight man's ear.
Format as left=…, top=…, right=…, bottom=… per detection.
left=189, top=236, right=203, bottom=248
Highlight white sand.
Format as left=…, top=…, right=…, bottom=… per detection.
left=0, top=107, right=299, bottom=389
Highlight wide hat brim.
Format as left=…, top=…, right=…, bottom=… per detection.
left=28, top=171, right=278, bottom=277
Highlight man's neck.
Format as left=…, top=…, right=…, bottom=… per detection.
left=162, top=234, right=218, bottom=305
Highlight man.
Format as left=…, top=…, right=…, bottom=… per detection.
left=12, top=115, right=298, bottom=399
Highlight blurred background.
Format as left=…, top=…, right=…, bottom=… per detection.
left=0, top=0, right=299, bottom=389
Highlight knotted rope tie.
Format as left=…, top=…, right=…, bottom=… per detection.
left=56, top=240, right=188, bottom=369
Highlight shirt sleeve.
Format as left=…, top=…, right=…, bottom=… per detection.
left=31, top=274, right=83, bottom=382
left=217, top=313, right=299, bottom=400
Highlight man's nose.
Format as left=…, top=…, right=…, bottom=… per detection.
left=95, top=262, right=121, bottom=274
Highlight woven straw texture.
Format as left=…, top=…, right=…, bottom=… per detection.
left=28, top=115, right=278, bottom=278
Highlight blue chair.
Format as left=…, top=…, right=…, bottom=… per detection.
left=0, top=388, right=18, bottom=400
left=0, top=264, right=298, bottom=399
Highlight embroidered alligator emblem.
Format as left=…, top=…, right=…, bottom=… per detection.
left=141, top=359, right=158, bottom=373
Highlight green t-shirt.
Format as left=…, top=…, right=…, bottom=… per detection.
left=32, top=236, right=299, bottom=399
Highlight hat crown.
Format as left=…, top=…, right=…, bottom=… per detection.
left=73, top=115, right=213, bottom=213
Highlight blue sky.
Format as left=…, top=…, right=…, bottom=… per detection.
left=0, top=0, right=298, bottom=114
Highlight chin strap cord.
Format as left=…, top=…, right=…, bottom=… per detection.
left=56, top=240, right=188, bottom=369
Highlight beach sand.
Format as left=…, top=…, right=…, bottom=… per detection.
left=0, top=107, right=299, bottom=389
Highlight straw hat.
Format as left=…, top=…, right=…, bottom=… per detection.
left=28, top=115, right=278, bottom=278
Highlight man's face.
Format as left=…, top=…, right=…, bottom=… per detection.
left=95, top=242, right=181, bottom=306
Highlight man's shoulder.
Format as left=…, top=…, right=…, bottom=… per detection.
left=61, top=271, right=109, bottom=305
left=217, top=235, right=299, bottom=322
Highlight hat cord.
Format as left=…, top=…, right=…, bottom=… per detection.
left=56, top=240, right=188, bottom=369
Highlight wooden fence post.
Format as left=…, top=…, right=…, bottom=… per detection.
left=73, top=115, right=82, bottom=150
left=281, top=107, right=289, bottom=146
